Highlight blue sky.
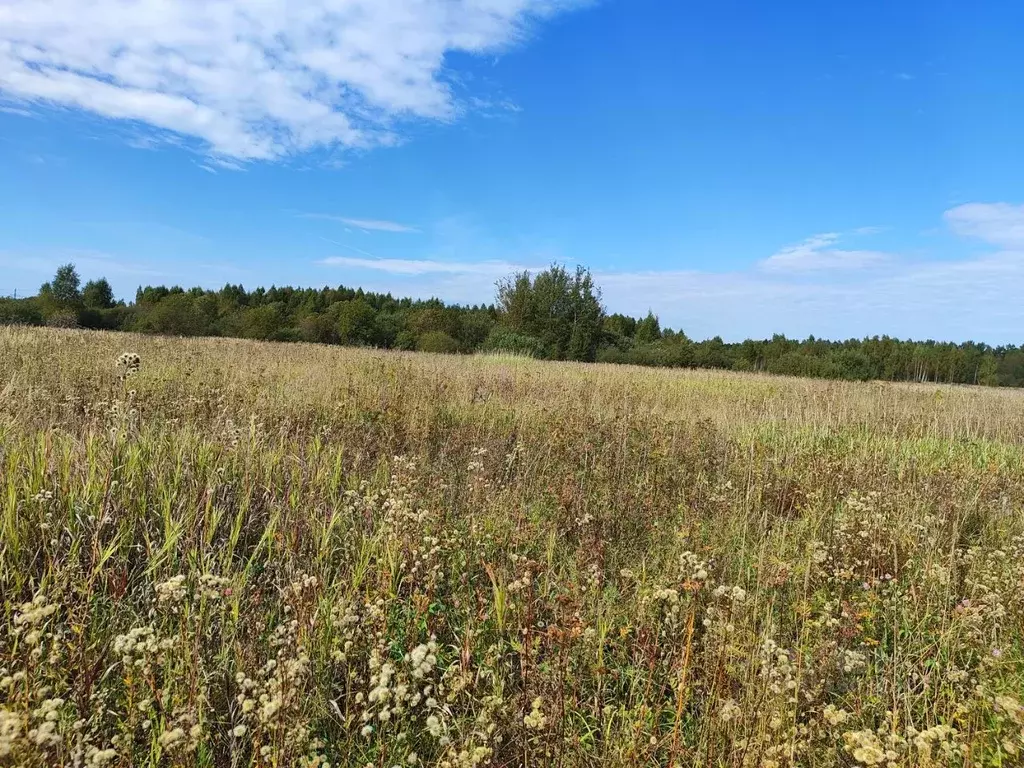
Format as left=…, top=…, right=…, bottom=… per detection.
left=2, top=0, right=1024, bottom=343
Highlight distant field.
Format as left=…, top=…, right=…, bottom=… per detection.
left=1, top=327, right=1023, bottom=767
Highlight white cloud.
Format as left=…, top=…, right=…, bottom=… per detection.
left=310, top=208, right=1024, bottom=343
left=597, top=207, right=1024, bottom=342
left=944, top=202, right=1024, bottom=249
left=759, top=232, right=892, bottom=272
left=0, top=246, right=248, bottom=300
left=319, top=255, right=533, bottom=276
left=310, top=247, right=1024, bottom=343
left=596, top=253, right=1024, bottom=343
left=0, top=248, right=172, bottom=290
left=302, top=214, right=420, bottom=233
left=0, top=0, right=588, bottom=161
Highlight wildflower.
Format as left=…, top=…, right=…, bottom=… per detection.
left=14, top=592, right=59, bottom=628
left=27, top=698, right=64, bottom=747
left=718, top=699, right=742, bottom=724
left=524, top=697, right=547, bottom=730
left=843, top=730, right=888, bottom=765
left=159, top=727, right=186, bottom=749
left=823, top=704, right=850, bottom=726
left=913, top=725, right=957, bottom=761
left=1, top=708, right=26, bottom=757
left=426, top=715, right=442, bottom=737
left=155, top=574, right=188, bottom=604
left=843, top=649, right=868, bottom=674
left=408, top=642, right=438, bottom=679
left=116, top=352, right=142, bottom=377
left=89, top=748, right=118, bottom=766
left=995, top=695, right=1024, bottom=725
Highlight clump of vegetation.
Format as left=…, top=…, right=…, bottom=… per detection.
left=1, top=326, right=1023, bottom=766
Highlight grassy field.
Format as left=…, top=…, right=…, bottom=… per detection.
left=1, top=326, right=1023, bottom=767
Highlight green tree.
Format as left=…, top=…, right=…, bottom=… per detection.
left=241, top=304, right=284, bottom=340
left=496, top=264, right=605, bottom=361
left=634, top=311, right=662, bottom=345
left=334, top=299, right=378, bottom=346
left=299, top=313, right=338, bottom=344
left=50, top=263, right=82, bottom=307
left=693, top=336, right=733, bottom=369
left=82, top=278, right=116, bottom=309
left=134, top=293, right=208, bottom=336
left=38, top=263, right=83, bottom=319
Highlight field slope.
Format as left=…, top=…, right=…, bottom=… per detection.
left=1, top=327, right=1023, bottom=767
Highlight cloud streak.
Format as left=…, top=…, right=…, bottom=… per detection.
left=313, top=205, right=1024, bottom=343
left=0, top=0, right=588, bottom=161
left=319, top=255, right=535, bottom=276
left=302, top=214, right=420, bottom=233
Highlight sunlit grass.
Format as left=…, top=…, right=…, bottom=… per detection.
left=1, top=326, right=1022, bottom=767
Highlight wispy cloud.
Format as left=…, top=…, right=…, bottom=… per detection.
left=79, top=220, right=212, bottom=247
left=944, top=202, right=1024, bottom=249
left=0, top=246, right=249, bottom=301
left=319, top=255, right=533, bottom=276
left=594, top=255, right=1023, bottom=343
left=0, top=0, right=589, bottom=162
left=759, top=231, right=892, bottom=272
left=311, top=207, right=1024, bottom=343
left=302, top=214, right=420, bottom=233
left=597, top=206, right=1024, bottom=342
left=0, top=248, right=170, bottom=279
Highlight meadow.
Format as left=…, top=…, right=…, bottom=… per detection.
left=1, top=326, right=1022, bottom=767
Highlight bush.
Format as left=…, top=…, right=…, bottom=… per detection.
left=596, top=346, right=630, bottom=365
left=416, top=330, right=460, bottom=354
left=45, top=310, right=80, bottom=329
left=269, top=327, right=303, bottom=343
left=394, top=330, right=418, bottom=351
left=828, top=349, right=876, bottom=381
left=481, top=327, right=543, bottom=358
left=0, top=298, right=43, bottom=326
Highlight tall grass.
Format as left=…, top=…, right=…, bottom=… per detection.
left=1, top=326, right=1022, bottom=767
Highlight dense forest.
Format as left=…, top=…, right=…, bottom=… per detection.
left=3, top=262, right=1024, bottom=387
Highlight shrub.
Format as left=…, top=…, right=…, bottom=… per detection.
left=481, top=327, right=543, bottom=358
left=45, top=310, right=79, bottom=328
left=416, top=330, right=460, bottom=354
left=0, top=298, right=43, bottom=326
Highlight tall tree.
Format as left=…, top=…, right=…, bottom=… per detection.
left=634, top=311, right=662, bottom=345
left=38, top=263, right=83, bottom=323
left=83, top=278, right=116, bottom=309
left=50, top=264, right=82, bottom=306
left=497, top=264, right=605, bottom=361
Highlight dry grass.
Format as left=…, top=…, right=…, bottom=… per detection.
left=1, top=326, right=1023, bottom=767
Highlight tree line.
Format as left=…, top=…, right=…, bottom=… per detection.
left=3, top=262, right=1024, bottom=387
